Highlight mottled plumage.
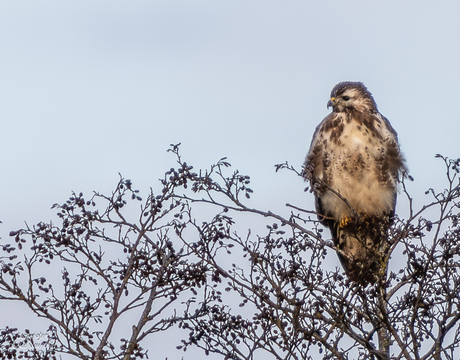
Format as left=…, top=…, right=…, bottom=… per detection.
left=304, top=82, right=406, bottom=283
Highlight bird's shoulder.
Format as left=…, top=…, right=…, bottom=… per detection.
left=316, top=109, right=397, bottom=141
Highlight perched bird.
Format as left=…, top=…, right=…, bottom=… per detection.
left=303, top=82, right=406, bottom=283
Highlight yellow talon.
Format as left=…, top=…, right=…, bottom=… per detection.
left=339, top=217, right=352, bottom=227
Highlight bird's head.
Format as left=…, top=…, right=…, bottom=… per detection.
left=327, top=82, right=378, bottom=113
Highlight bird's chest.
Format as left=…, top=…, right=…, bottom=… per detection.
left=326, top=121, right=384, bottom=163
left=319, top=120, right=394, bottom=215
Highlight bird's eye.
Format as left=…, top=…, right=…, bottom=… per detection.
left=342, top=96, right=350, bottom=101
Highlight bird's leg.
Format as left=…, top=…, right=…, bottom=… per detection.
left=357, top=212, right=367, bottom=225
left=339, top=217, right=353, bottom=228
left=340, top=213, right=368, bottom=228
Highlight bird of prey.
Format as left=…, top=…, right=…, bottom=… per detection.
left=303, top=81, right=406, bottom=283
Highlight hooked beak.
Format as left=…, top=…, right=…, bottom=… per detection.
left=327, top=97, right=335, bottom=109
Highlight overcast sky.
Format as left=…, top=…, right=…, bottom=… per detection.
left=0, top=1, right=459, bottom=358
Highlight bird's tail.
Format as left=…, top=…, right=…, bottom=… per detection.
left=333, top=216, right=391, bottom=284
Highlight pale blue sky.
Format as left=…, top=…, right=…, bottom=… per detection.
left=0, top=1, right=459, bottom=358
left=1, top=1, right=458, bottom=227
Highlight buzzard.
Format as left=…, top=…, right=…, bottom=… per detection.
left=304, top=82, right=406, bottom=283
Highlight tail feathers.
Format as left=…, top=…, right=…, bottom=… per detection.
left=332, top=216, right=391, bottom=284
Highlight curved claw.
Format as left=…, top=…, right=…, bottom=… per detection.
left=339, top=217, right=353, bottom=228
